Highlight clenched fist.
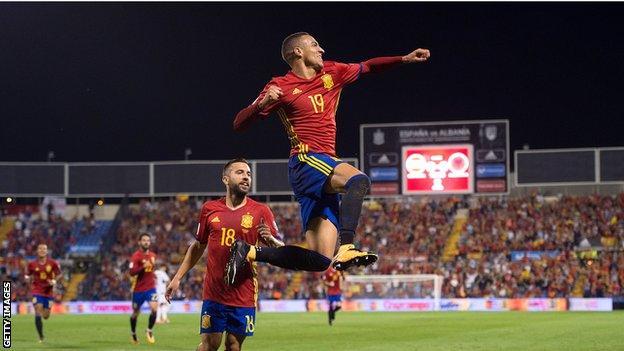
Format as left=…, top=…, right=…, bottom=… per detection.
left=258, top=85, right=283, bottom=110
left=402, top=48, right=430, bottom=63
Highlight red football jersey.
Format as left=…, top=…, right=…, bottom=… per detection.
left=195, top=197, right=280, bottom=308
left=253, top=61, right=361, bottom=157
left=129, top=250, right=157, bottom=292
left=27, top=259, right=61, bottom=298
left=322, top=268, right=343, bottom=296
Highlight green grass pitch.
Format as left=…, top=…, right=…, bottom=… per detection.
left=8, top=311, right=624, bottom=350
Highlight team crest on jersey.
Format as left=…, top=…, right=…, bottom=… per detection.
left=201, top=314, right=211, bottom=329
left=241, top=213, right=254, bottom=229
left=321, top=74, right=334, bottom=90
left=46, top=265, right=52, bottom=273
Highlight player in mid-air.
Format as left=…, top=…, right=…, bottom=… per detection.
left=228, top=32, right=430, bottom=280
left=128, top=233, right=158, bottom=344
left=322, top=267, right=345, bottom=326
left=25, top=243, right=62, bottom=343
left=166, top=158, right=284, bottom=351
left=155, top=264, right=171, bottom=324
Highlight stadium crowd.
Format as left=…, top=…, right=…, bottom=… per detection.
left=0, top=207, right=89, bottom=302
left=3, top=193, right=623, bottom=302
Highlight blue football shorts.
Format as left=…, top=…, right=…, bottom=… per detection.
left=288, top=152, right=345, bottom=231
left=200, top=300, right=256, bottom=336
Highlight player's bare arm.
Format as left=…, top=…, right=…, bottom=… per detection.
left=258, top=218, right=284, bottom=248
left=401, top=48, right=430, bottom=63
left=165, top=240, right=207, bottom=303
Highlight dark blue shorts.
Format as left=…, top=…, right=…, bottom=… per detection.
left=132, top=288, right=157, bottom=309
left=288, top=152, right=344, bottom=231
left=200, top=300, right=256, bottom=336
left=32, top=295, right=52, bottom=309
left=328, top=294, right=342, bottom=304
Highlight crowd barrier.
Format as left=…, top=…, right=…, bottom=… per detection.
left=11, top=298, right=613, bottom=315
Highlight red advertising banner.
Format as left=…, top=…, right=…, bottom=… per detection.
left=402, top=145, right=474, bottom=194
left=476, top=179, right=506, bottom=193
left=370, top=182, right=399, bottom=195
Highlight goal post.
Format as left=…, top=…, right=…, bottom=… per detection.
left=345, top=274, right=444, bottom=311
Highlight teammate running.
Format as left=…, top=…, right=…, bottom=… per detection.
left=25, top=243, right=62, bottom=343
left=128, top=233, right=158, bottom=344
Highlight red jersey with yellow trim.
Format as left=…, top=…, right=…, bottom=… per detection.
left=129, top=250, right=157, bottom=292
left=253, top=61, right=362, bottom=157
left=195, top=197, right=280, bottom=308
left=27, top=258, right=61, bottom=298
left=322, top=267, right=343, bottom=296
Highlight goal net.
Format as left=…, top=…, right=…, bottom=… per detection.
left=345, top=274, right=443, bottom=311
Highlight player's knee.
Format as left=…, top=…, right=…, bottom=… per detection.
left=345, top=174, right=371, bottom=196
left=208, top=340, right=221, bottom=351
left=224, top=341, right=241, bottom=351
left=196, top=341, right=210, bottom=351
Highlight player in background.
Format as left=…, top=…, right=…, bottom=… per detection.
left=128, top=233, right=158, bottom=344
left=230, top=32, right=430, bottom=278
left=155, top=264, right=171, bottom=324
left=322, top=267, right=345, bottom=326
left=25, top=243, right=62, bottom=343
left=166, top=158, right=283, bottom=351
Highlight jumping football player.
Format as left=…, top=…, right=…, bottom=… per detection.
left=229, top=32, right=430, bottom=279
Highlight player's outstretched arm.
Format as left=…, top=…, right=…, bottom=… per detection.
left=165, top=240, right=207, bottom=303
left=360, top=48, right=430, bottom=74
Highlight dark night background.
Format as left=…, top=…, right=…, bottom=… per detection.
left=1, top=3, right=623, bottom=166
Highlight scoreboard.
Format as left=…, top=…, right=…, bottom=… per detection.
left=360, top=120, right=509, bottom=195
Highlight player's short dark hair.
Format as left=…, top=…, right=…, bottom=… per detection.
left=281, top=32, right=310, bottom=64
left=223, top=158, right=250, bottom=176
left=139, top=233, right=151, bottom=240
